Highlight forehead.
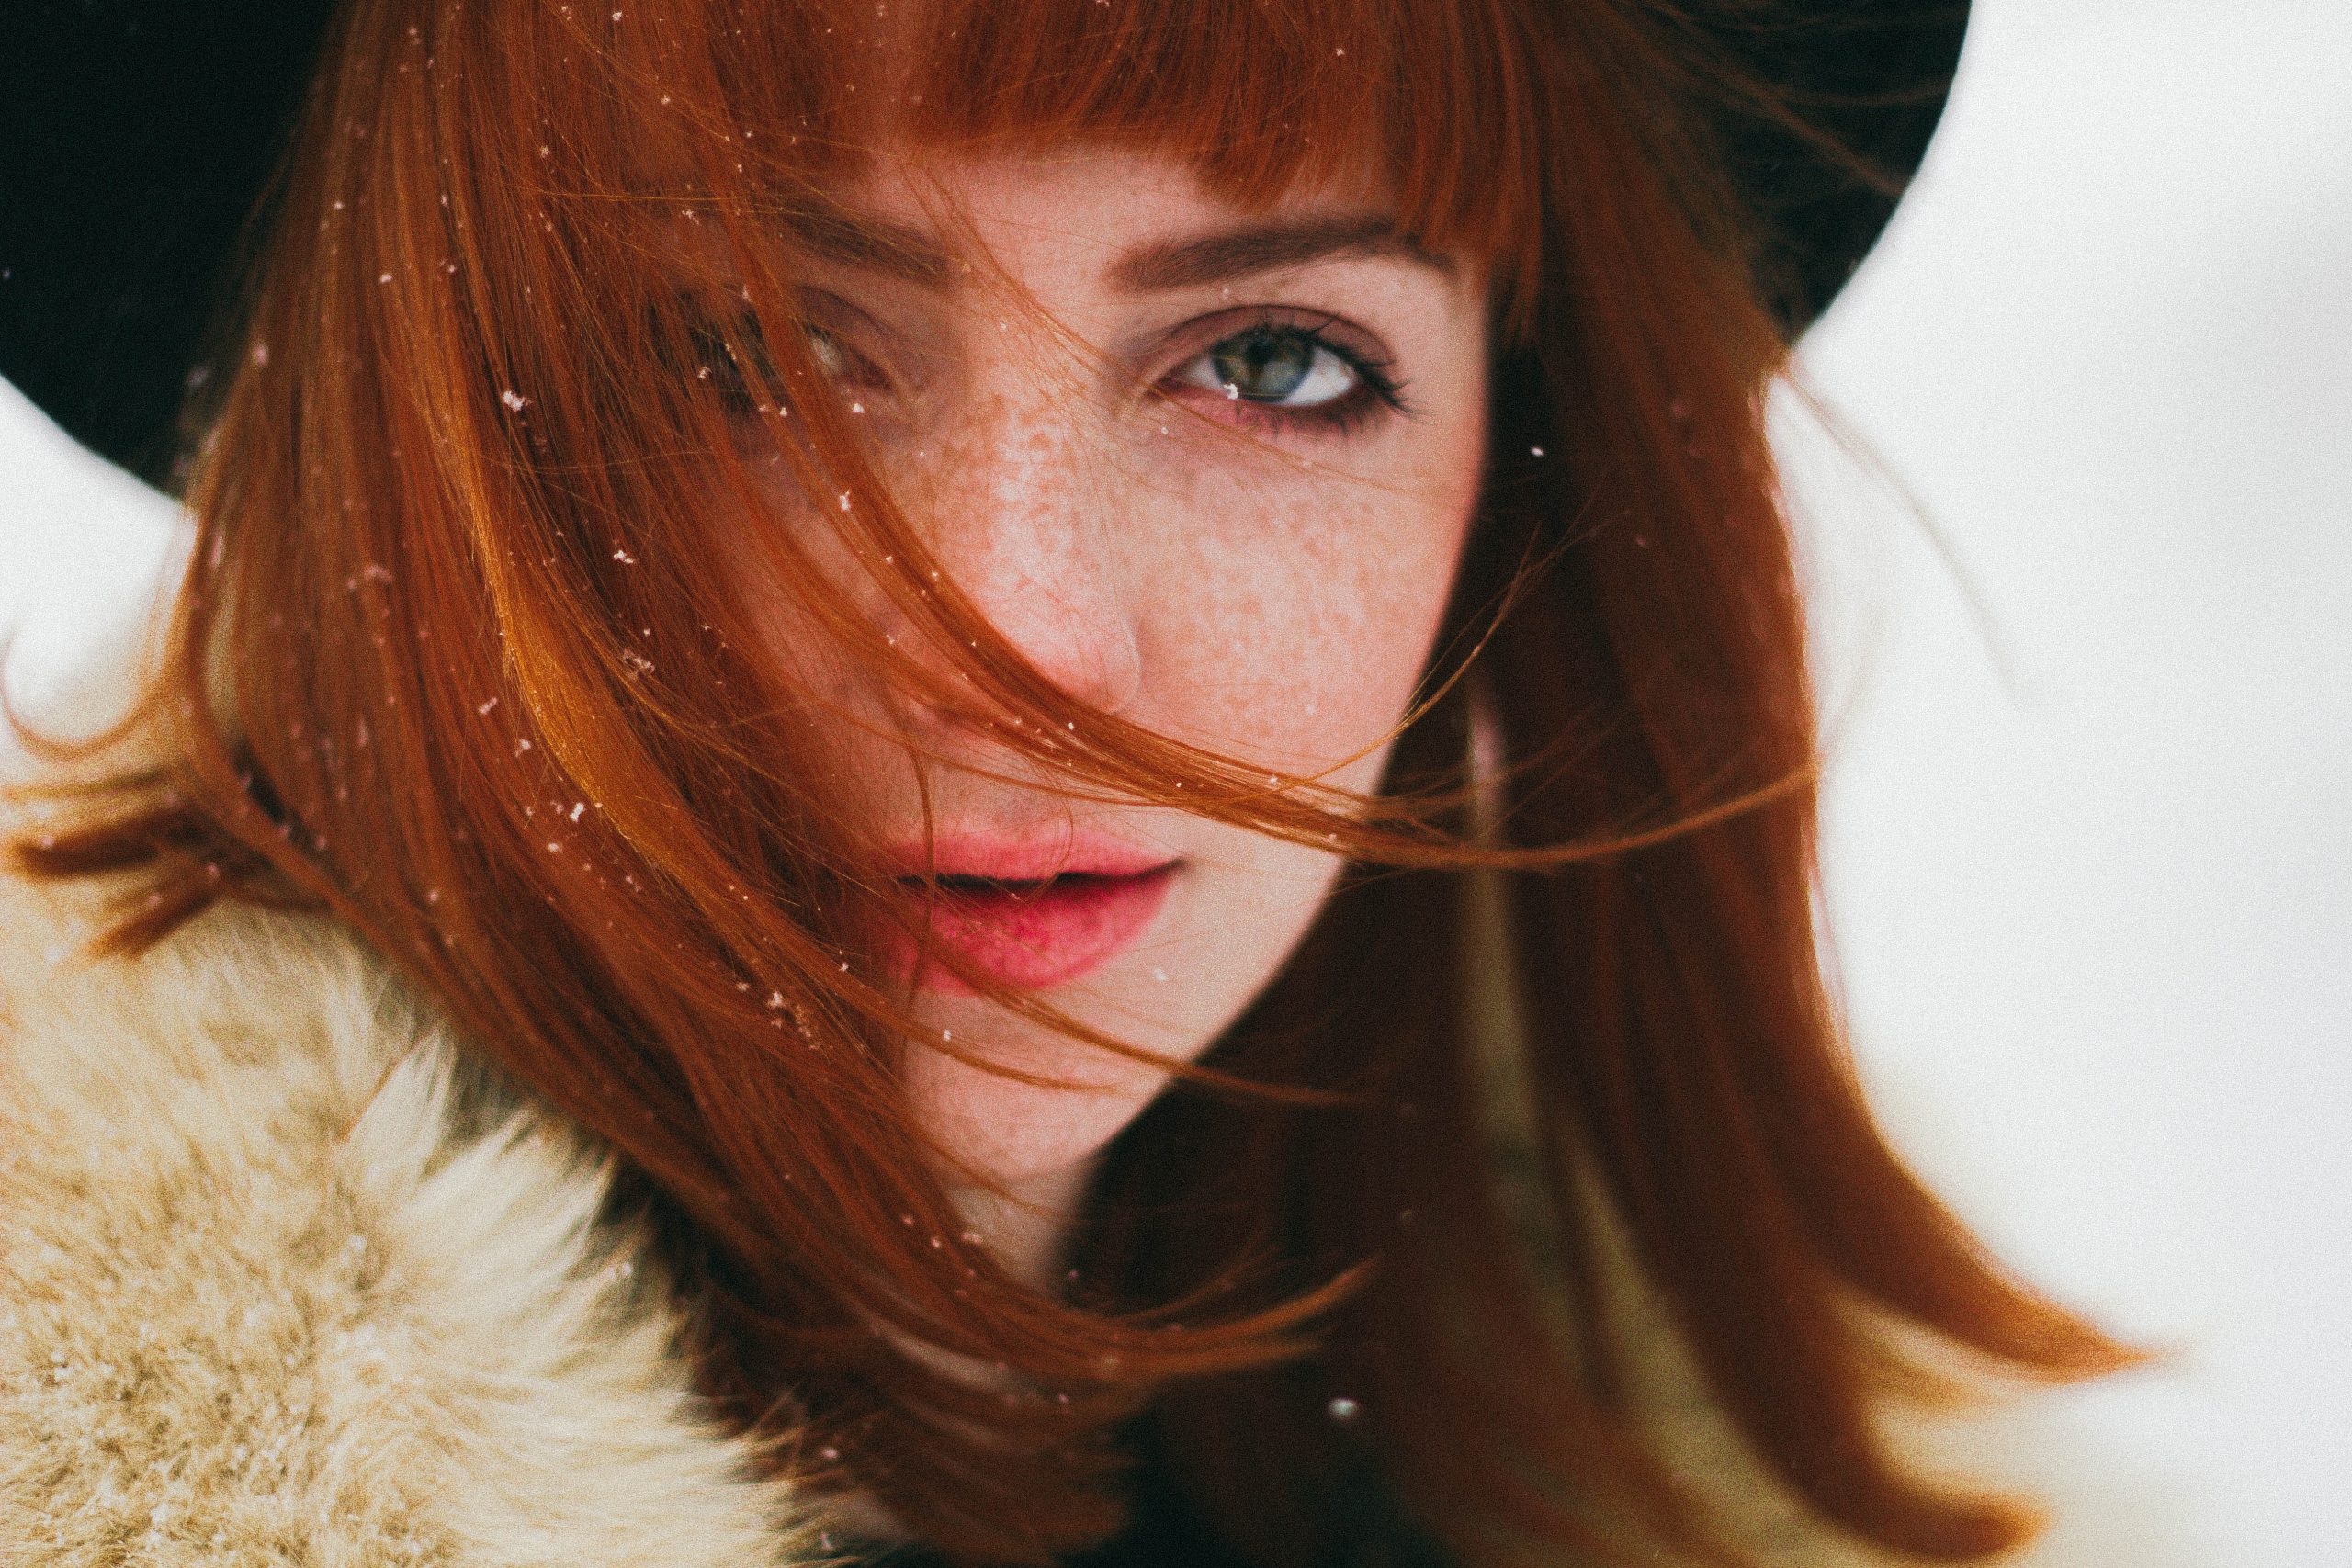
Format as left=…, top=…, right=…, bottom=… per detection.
left=785, top=149, right=1460, bottom=295
left=639, top=143, right=1472, bottom=314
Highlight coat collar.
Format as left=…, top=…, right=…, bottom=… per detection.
left=0, top=830, right=2139, bottom=1568
left=0, top=870, right=828, bottom=1565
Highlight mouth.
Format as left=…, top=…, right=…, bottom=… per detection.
left=876, top=838, right=1181, bottom=994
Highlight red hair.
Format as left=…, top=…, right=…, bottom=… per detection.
left=11, top=0, right=2140, bottom=1562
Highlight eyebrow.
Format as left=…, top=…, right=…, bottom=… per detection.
left=1112, top=213, right=1458, bottom=290
left=786, top=206, right=956, bottom=285
left=783, top=209, right=1455, bottom=291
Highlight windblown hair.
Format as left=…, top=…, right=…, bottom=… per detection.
left=10, top=0, right=2139, bottom=1563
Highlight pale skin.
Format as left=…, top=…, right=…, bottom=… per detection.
left=710, top=148, right=1493, bottom=1291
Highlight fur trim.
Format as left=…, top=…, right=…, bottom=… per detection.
left=0, top=863, right=2184, bottom=1567
left=0, top=874, right=823, bottom=1566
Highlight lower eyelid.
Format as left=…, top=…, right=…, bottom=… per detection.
left=1159, top=379, right=1394, bottom=442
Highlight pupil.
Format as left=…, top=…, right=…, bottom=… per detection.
left=1212, top=331, right=1313, bottom=401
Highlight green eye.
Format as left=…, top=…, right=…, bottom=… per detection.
left=679, top=315, right=874, bottom=419
left=1184, top=327, right=1359, bottom=408
left=804, top=323, right=853, bottom=379
left=1213, top=331, right=1312, bottom=400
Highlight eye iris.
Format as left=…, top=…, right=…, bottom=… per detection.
left=805, top=324, right=850, bottom=378
left=1210, top=331, right=1315, bottom=402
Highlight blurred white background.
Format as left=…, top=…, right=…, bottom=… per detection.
left=1781, top=1, right=2350, bottom=1562
left=4, top=1, right=2346, bottom=1562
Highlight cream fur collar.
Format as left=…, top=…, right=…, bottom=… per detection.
left=0, top=875, right=823, bottom=1566
left=0, top=862, right=2172, bottom=1567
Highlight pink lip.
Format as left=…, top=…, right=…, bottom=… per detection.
left=876, top=832, right=1180, bottom=994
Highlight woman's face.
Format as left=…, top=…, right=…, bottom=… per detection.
left=715, top=148, right=1490, bottom=1235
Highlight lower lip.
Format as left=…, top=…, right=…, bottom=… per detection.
left=882, top=865, right=1178, bottom=994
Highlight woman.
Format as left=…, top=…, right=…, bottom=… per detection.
left=0, top=1, right=2142, bottom=1563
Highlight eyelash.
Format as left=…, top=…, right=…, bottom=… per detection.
left=1168, top=315, right=1413, bottom=441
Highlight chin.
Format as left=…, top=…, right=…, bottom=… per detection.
left=899, top=843, right=1339, bottom=1191
left=901, top=1015, right=1180, bottom=1191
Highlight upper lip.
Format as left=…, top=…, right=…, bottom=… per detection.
left=879, top=829, right=1179, bottom=884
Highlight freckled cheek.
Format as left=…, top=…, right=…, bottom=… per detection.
left=711, top=470, right=899, bottom=702
left=1143, top=463, right=1481, bottom=779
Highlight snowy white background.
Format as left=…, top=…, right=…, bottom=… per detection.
left=3, top=2, right=2345, bottom=1562
left=1781, top=2, right=2349, bottom=1562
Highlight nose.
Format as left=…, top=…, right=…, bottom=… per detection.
left=905, top=395, right=1144, bottom=720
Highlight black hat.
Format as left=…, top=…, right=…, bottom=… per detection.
left=0, top=0, right=1969, bottom=486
